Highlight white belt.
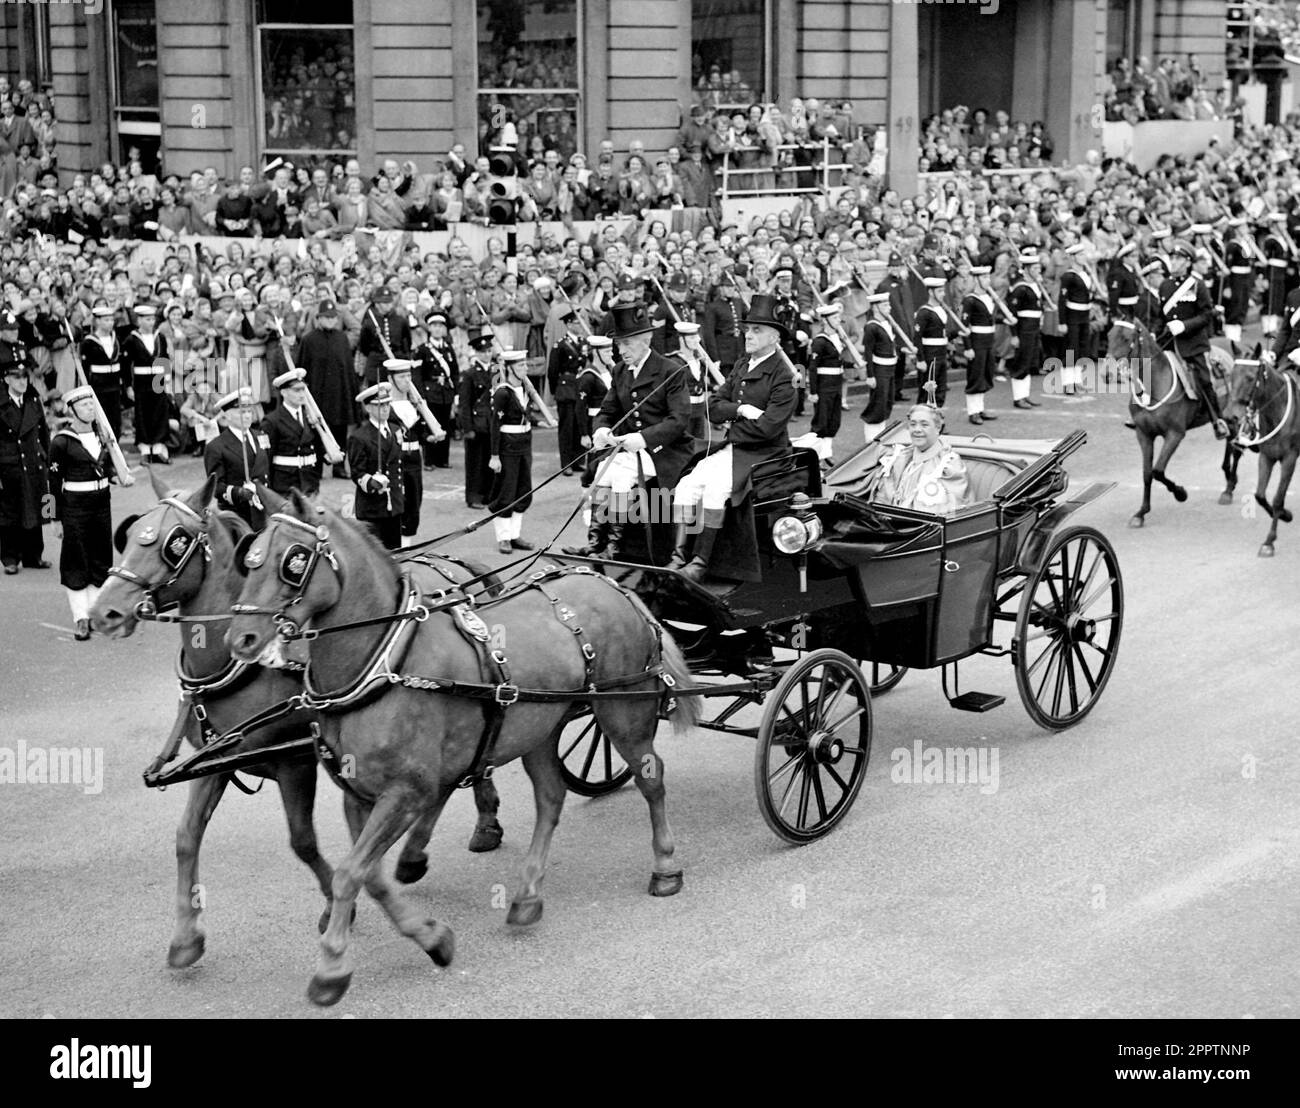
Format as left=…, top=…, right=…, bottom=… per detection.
left=63, top=479, right=107, bottom=492
left=401, top=441, right=421, bottom=452
left=921, top=338, right=947, bottom=346
left=1268, top=260, right=1288, bottom=267
left=498, top=423, right=530, bottom=433
left=690, top=395, right=705, bottom=404
left=1230, top=267, right=1252, bottom=274
left=90, top=365, right=120, bottom=374
left=1017, top=310, right=1042, bottom=318
left=132, top=367, right=158, bottom=376
left=1118, top=296, right=1138, bottom=305
left=1112, top=320, right=1135, bottom=330
left=586, top=407, right=601, bottom=417
left=968, top=325, right=995, bottom=334
left=816, top=367, right=844, bottom=375
left=872, top=354, right=897, bottom=365
left=272, top=454, right=315, bottom=466
left=1065, top=301, right=1090, bottom=311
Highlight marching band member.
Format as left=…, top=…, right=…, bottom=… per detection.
left=1006, top=249, right=1045, bottom=410
left=264, top=367, right=323, bottom=497
left=1222, top=217, right=1255, bottom=350
left=806, top=303, right=849, bottom=463
left=123, top=304, right=171, bottom=463
left=875, top=403, right=971, bottom=516
left=913, top=269, right=955, bottom=408
left=204, top=386, right=269, bottom=530
left=858, top=291, right=895, bottom=442
left=347, top=381, right=404, bottom=550
left=1160, top=242, right=1229, bottom=440
left=574, top=303, right=693, bottom=560
left=488, top=349, right=535, bottom=555
left=960, top=267, right=999, bottom=426
left=458, top=326, right=497, bottom=510
left=383, top=358, right=442, bottom=547
left=48, top=385, right=131, bottom=639
left=1058, top=242, right=1095, bottom=396
left=668, top=294, right=795, bottom=582
left=416, top=311, right=459, bottom=470
left=546, top=305, right=585, bottom=475
left=80, top=305, right=128, bottom=439
left=0, top=356, right=51, bottom=575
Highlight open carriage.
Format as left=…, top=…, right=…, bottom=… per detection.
left=544, top=423, right=1124, bottom=843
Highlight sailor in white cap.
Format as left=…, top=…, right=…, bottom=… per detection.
left=669, top=319, right=711, bottom=441
left=1222, top=217, right=1254, bottom=350
left=803, top=303, right=849, bottom=461
left=1058, top=242, right=1096, bottom=397
left=913, top=269, right=955, bottom=407
left=48, top=385, right=130, bottom=639
left=960, top=267, right=999, bottom=426
left=264, top=366, right=323, bottom=496
left=347, top=382, right=404, bottom=549
left=547, top=305, right=586, bottom=474
left=1006, top=250, right=1045, bottom=409
left=203, top=386, right=270, bottom=530
left=123, top=304, right=172, bottom=463
left=382, top=357, right=436, bottom=546
left=488, top=350, right=534, bottom=555
left=79, top=304, right=128, bottom=438
left=1260, top=212, right=1292, bottom=338
left=561, top=333, right=616, bottom=553
left=859, top=292, right=896, bottom=441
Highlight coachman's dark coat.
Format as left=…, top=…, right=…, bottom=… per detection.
left=705, top=348, right=796, bottom=500
left=595, top=348, right=694, bottom=489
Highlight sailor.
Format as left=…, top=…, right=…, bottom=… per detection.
left=458, top=325, right=497, bottom=510
left=347, top=381, right=404, bottom=550
left=48, top=385, right=131, bottom=639
left=264, top=366, right=323, bottom=497
left=1222, top=216, right=1255, bottom=350
left=961, top=267, right=999, bottom=426
left=547, top=306, right=585, bottom=475
left=1006, top=248, right=1045, bottom=409
left=576, top=333, right=614, bottom=489
left=203, top=386, right=270, bottom=530
left=487, top=349, right=535, bottom=555
left=913, top=268, right=955, bottom=407
left=383, top=357, right=442, bottom=546
left=1106, top=241, right=1141, bottom=323
left=358, top=286, right=411, bottom=385
left=805, top=302, right=849, bottom=463
left=670, top=320, right=713, bottom=442
left=858, top=291, right=896, bottom=442
left=1260, top=212, right=1291, bottom=340
left=1059, top=242, right=1097, bottom=396
left=123, top=303, right=172, bottom=463
left=79, top=305, right=128, bottom=438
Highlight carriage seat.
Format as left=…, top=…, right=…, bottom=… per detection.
left=959, top=454, right=1021, bottom=502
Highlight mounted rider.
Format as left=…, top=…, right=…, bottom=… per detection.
left=1159, top=241, right=1229, bottom=440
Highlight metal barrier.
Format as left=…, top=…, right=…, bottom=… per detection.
left=718, top=137, right=854, bottom=200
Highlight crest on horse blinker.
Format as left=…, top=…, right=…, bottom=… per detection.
left=451, top=605, right=491, bottom=643
left=160, top=526, right=194, bottom=569
left=279, top=543, right=315, bottom=588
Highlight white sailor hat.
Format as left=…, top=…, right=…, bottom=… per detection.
left=532, top=276, right=553, bottom=291
left=1141, top=259, right=1167, bottom=275
left=216, top=387, right=254, bottom=412
left=674, top=321, right=701, bottom=335
left=273, top=367, right=307, bottom=389
left=586, top=334, right=612, bottom=349
left=867, top=291, right=892, bottom=304
left=922, top=276, right=947, bottom=288
left=64, top=385, right=96, bottom=406
left=1189, top=223, right=1213, bottom=235
left=1064, top=243, right=1087, bottom=256
left=133, top=304, right=157, bottom=317
left=1116, top=241, right=1138, bottom=259
left=356, top=382, right=392, bottom=405
left=500, top=349, right=528, bottom=363
left=91, top=305, right=116, bottom=317
left=1267, top=211, right=1289, bottom=223
left=382, top=357, right=416, bottom=375
left=815, top=303, right=843, bottom=317
left=1018, top=249, right=1043, bottom=264
left=1150, top=226, right=1172, bottom=240
left=1227, top=216, right=1248, bottom=228
left=969, top=265, right=991, bottom=276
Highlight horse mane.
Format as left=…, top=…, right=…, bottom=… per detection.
left=314, top=501, right=401, bottom=590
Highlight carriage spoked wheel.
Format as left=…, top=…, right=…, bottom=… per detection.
left=558, top=706, right=633, bottom=796
left=1014, top=525, right=1124, bottom=731
left=754, top=648, right=872, bottom=844
left=865, top=660, right=908, bottom=697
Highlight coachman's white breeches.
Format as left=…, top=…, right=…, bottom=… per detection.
left=673, top=446, right=733, bottom=513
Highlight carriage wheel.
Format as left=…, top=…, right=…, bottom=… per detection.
left=754, top=649, right=872, bottom=844
left=865, top=660, right=908, bottom=697
left=1014, top=525, right=1123, bottom=731
left=558, top=708, right=633, bottom=797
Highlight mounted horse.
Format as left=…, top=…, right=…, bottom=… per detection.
left=1107, top=319, right=1239, bottom=527
left=90, top=473, right=504, bottom=971
left=227, top=489, right=697, bottom=1006
left=1225, top=354, right=1300, bottom=557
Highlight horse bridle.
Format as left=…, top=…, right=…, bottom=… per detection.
left=231, top=511, right=340, bottom=637
left=1235, top=359, right=1296, bottom=447
left=107, top=497, right=211, bottom=618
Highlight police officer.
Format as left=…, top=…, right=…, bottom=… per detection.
left=0, top=356, right=50, bottom=574
left=547, top=306, right=585, bottom=475
left=264, top=367, right=324, bottom=497
left=79, top=304, right=128, bottom=438
left=415, top=310, right=458, bottom=469
left=859, top=291, right=897, bottom=442
left=347, top=381, right=404, bottom=550
left=1161, top=242, right=1229, bottom=439
left=458, top=325, right=496, bottom=509
left=961, top=267, right=999, bottom=426
left=488, top=349, right=535, bottom=555
left=204, top=386, right=270, bottom=530
left=1006, top=249, right=1046, bottom=409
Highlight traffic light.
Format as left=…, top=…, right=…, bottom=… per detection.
left=487, top=148, right=519, bottom=225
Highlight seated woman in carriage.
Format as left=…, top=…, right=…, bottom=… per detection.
left=668, top=294, right=797, bottom=580
left=873, top=403, right=972, bottom=515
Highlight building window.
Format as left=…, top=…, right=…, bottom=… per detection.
left=109, top=0, right=160, bottom=168
left=32, top=5, right=52, bottom=87
left=1106, top=0, right=1141, bottom=68
left=256, top=0, right=356, bottom=166
left=692, top=0, right=769, bottom=111
left=476, top=0, right=581, bottom=161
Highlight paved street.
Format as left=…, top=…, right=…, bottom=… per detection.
left=1, top=374, right=1297, bottom=1019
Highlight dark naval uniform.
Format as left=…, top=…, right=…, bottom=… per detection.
left=487, top=382, right=533, bottom=520
left=358, top=307, right=412, bottom=385
left=913, top=300, right=955, bottom=406
left=388, top=393, right=432, bottom=540
left=1223, top=237, right=1253, bottom=330
left=807, top=330, right=847, bottom=440
left=576, top=363, right=610, bottom=487
left=122, top=329, right=170, bottom=454
left=1107, top=259, right=1141, bottom=321
left=263, top=402, right=322, bottom=497
left=1006, top=278, right=1044, bottom=380
left=415, top=337, right=458, bottom=468
left=651, top=301, right=697, bottom=357
left=961, top=290, right=997, bottom=400
left=547, top=332, right=585, bottom=472
left=0, top=379, right=50, bottom=569
left=47, top=427, right=114, bottom=591
left=859, top=315, right=898, bottom=427
left=347, top=418, right=404, bottom=549
left=701, top=294, right=744, bottom=368
left=1262, top=230, right=1291, bottom=327
left=204, top=426, right=270, bottom=530
left=458, top=353, right=495, bottom=508
left=79, top=332, right=128, bottom=438
left=1059, top=264, right=1096, bottom=363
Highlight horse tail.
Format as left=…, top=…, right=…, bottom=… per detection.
left=620, top=590, right=701, bottom=734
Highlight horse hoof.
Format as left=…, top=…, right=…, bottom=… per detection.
left=425, top=922, right=455, bottom=967
left=394, top=855, right=428, bottom=884
left=307, top=972, right=353, bottom=1007
left=467, top=822, right=504, bottom=853
left=1218, top=492, right=1234, bottom=506
left=1128, top=516, right=1145, bottom=529
left=648, top=869, right=684, bottom=898
left=317, top=902, right=358, bottom=934
left=1280, top=509, right=1294, bottom=524
left=167, top=936, right=205, bottom=969
left=1172, top=487, right=1188, bottom=503
left=1259, top=545, right=1275, bottom=558
left=506, top=897, right=544, bottom=927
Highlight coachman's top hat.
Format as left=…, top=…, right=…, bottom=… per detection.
left=611, top=302, right=655, bottom=338
left=742, top=293, right=791, bottom=338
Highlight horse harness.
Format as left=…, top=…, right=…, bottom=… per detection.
left=238, top=513, right=679, bottom=794
left=108, top=497, right=212, bottom=618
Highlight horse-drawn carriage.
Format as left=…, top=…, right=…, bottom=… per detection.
left=546, top=422, right=1124, bottom=842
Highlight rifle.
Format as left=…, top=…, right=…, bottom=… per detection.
left=470, top=293, right=557, bottom=427
left=273, top=317, right=344, bottom=464
left=555, top=285, right=592, bottom=337
left=69, top=344, right=133, bottom=486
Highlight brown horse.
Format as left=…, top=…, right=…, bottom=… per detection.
left=91, top=476, right=504, bottom=970
left=1107, top=321, right=1239, bottom=527
left=1225, top=357, right=1300, bottom=557
left=227, top=490, right=697, bottom=1006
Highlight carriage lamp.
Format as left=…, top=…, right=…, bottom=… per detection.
left=771, top=493, right=823, bottom=555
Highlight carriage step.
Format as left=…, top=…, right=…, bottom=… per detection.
left=947, top=691, right=1006, bottom=713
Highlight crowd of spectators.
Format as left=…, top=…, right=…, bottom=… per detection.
left=261, top=38, right=357, bottom=153
left=1103, top=54, right=1230, bottom=124
left=917, top=107, right=1057, bottom=173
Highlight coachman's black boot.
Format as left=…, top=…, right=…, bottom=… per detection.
left=681, top=525, right=720, bottom=583
left=563, top=518, right=611, bottom=557
left=665, top=521, right=693, bottom=570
